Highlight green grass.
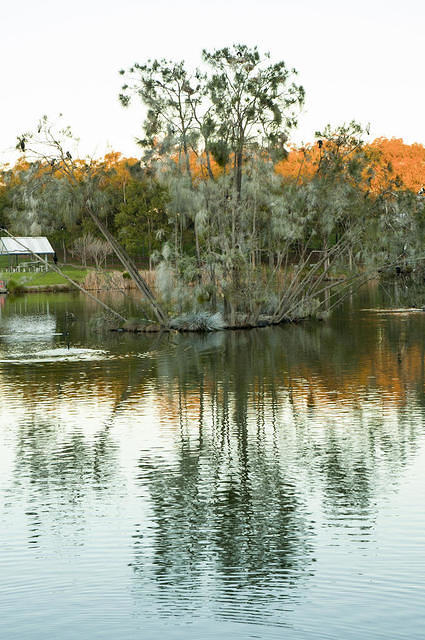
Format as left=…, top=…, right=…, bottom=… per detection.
left=0, top=266, right=90, bottom=288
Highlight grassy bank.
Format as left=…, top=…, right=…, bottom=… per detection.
left=0, top=267, right=90, bottom=291
left=0, top=266, right=156, bottom=293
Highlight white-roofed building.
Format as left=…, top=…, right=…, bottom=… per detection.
left=0, top=237, right=55, bottom=272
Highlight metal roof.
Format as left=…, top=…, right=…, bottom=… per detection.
left=0, top=237, right=55, bottom=255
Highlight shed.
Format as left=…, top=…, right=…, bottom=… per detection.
left=0, top=237, right=55, bottom=272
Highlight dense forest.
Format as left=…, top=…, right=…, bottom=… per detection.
left=1, top=45, right=425, bottom=328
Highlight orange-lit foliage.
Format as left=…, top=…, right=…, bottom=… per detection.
left=190, top=151, right=222, bottom=180
left=275, top=145, right=320, bottom=183
left=171, top=149, right=222, bottom=181
left=367, top=138, right=425, bottom=193
left=275, top=138, right=425, bottom=194
left=8, top=152, right=141, bottom=193
left=98, top=152, right=140, bottom=186
left=7, top=138, right=425, bottom=196
left=4, top=157, right=31, bottom=187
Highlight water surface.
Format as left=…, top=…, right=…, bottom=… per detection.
left=0, top=290, right=424, bottom=639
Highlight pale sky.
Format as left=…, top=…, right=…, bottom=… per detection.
left=1, top=0, right=424, bottom=164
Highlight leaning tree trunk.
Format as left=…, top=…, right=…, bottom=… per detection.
left=0, top=231, right=128, bottom=323
left=86, top=206, right=167, bottom=326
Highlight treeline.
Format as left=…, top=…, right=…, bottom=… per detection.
left=2, top=137, right=424, bottom=268
left=1, top=44, right=424, bottom=326
left=0, top=152, right=168, bottom=268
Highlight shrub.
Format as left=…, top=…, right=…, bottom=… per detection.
left=170, top=311, right=225, bottom=332
left=7, top=279, right=20, bottom=293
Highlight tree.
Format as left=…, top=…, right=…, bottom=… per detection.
left=367, top=137, right=425, bottom=194
left=203, top=44, right=304, bottom=200
left=71, top=233, right=92, bottom=267
left=115, top=177, right=169, bottom=269
left=0, top=181, right=11, bottom=231
left=87, top=237, right=114, bottom=269
left=13, top=116, right=167, bottom=325
left=118, top=46, right=308, bottom=323
left=119, top=44, right=304, bottom=200
left=119, top=60, right=201, bottom=178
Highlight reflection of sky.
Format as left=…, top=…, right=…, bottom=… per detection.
left=0, top=347, right=108, bottom=364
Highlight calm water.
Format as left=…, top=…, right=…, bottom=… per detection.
left=0, top=289, right=425, bottom=639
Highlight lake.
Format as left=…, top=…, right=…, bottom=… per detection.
left=0, top=288, right=424, bottom=639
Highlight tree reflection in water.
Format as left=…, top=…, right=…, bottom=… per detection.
left=134, top=390, right=313, bottom=621
left=130, top=324, right=425, bottom=621
left=9, top=417, right=120, bottom=548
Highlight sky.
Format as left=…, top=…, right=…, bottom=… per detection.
left=1, top=0, right=424, bottom=164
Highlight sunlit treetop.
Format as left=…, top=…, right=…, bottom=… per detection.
left=119, top=44, right=305, bottom=197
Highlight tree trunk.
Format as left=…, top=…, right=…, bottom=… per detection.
left=236, top=151, right=243, bottom=201
left=195, top=224, right=201, bottom=279
left=182, top=131, right=193, bottom=183
left=205, top=149, right=215, bottom=180
left=86, top=207, right=167, bottom=326
left=148, top=219, right=152, bottom=271
left=210, top=264, right=217, bottom=311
